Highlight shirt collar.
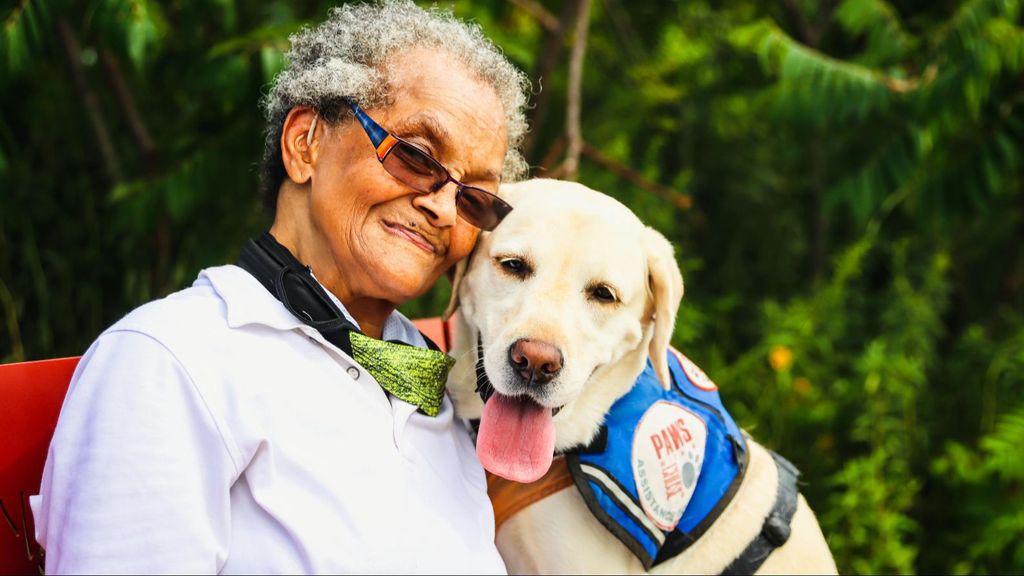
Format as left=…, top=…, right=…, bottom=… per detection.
left=199, top=264, right=425, bottom=348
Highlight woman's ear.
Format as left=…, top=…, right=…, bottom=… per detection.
left=644, top=227, right=684, bottom=390
left=280, top=107, right=319, bottom=185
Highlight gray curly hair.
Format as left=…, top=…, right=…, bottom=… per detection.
left=259, top=0, right=531, bottom=211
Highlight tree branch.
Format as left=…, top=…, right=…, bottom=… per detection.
left=535, top=135, right=566, bottom=176
left=782, top=0, right=839, bottom=47
left=0, top=277, right=24, bottom=362
left=521, top=0, right=580, bottom=160
left=601, top=0, right=645, bottom=64
left=558, top=0, right=592, bottom=180
left=507, top=0, right=560, bottom=33
left=580, top=142, right=692, bottom=210
left=100, top=48, right=158, bottom=170
left=97, top=49, right=169, bottom=294
left=781, top=0, right=813, bottom=45
left=56, top=17, right=122, bottom=183
left=882, top=64, right=938, bottom=93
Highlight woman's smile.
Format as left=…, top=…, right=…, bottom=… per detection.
left=382, top=219, right=438, bottom=255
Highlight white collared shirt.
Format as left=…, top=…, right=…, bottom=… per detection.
left=31, top=265, right=505, bottom=574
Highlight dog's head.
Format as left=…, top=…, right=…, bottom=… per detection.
left=446, top=179, right=684, bottom=482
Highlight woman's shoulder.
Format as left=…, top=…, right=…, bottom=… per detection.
left=107, top=265, right=233, bottom=340
left=81, top=265, right=282, bottom=409
left=101, top=264, right=285, bottom=360
left=97, top=264, right=305, bottom=372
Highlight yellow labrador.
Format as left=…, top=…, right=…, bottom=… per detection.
left=445, top=179, right=837, bottom=574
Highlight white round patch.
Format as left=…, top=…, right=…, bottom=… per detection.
left=670, top=347, right=718, bottom=391
left=632, top=400, right=708, bottom=531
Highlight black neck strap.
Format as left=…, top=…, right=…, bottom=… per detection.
left=238, top=232, right=359, bottom=355
left=236, top=232, right=443, bottom=355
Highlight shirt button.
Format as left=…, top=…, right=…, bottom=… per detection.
left=347, top=366, right=360, bottom=380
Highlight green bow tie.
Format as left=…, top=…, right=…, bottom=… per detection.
left=348, top=331, right=456, bottom=417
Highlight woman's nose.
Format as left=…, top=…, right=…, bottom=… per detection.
left=412, top=180, right=459, bottom=228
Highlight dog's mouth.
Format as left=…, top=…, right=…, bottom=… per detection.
left=476, top=392, right=560, bottom=483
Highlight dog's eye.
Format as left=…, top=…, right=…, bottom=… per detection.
left=590, top=285, right=618, bottom=303
left=497, top=257, right=531, bottom=277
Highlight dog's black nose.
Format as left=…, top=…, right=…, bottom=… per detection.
left=508, top=339, right=563, bottom=385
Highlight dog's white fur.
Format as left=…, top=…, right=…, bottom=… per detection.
left=446, top=179, right=838, bottom=574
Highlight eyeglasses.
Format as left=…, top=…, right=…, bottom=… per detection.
left=308, top=102, right=513, bottom=231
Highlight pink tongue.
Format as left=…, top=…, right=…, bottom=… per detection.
left=477, top=393, right=555, bottom=483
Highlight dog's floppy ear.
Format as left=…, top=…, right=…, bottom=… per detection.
left=442, top=257, right=469, bottom=321
left=443, top=230, right=487, bottom=321
left=645, top=227, right=684, bottom=390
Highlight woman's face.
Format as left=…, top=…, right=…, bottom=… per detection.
left=307, top=49, right=508, bottom=306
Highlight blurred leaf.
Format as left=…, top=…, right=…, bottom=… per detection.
left=89, top=0, right=169, bottom=70
left=207, top=22, right=300, bottom=59
left=1, top=0, right=51, bottom=79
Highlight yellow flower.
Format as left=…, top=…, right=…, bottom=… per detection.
left=794, top=377, right=812, bottom=395
left=769, top=345, right=794, bottom=372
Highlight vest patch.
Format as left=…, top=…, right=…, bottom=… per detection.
left=633, top=401, right=708, bottom=530
left=671, top=347, right=718, bottom=391
left=567, top=349, right=748, bottom=569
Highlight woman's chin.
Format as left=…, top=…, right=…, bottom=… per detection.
left=371, top=264, right=441, bottom=304
left=352, top=230, right=451, bottom=304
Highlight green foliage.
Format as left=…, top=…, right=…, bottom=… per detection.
left=933, top=401, right=1024, bottom=573
left=930, top=321, right=1024, bottom=574
left=88, top=0, right=168, bottom=69
left=1, top=0, right=1022, bottom=573
left=730, top=18, right=894, bottom=122
left=2, top=0, right=52, bottom=79
left=835, top=0, right=915, bottom=65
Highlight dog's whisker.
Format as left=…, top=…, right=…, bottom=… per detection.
left=451, top=348, right=477, bottom=364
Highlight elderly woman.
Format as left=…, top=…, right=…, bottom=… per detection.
left=31, top=1, right=528, bottom=573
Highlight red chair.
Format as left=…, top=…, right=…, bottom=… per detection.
left=0, top=317, right=455, bottom=574
left=1, top=357, right=79, bottom=574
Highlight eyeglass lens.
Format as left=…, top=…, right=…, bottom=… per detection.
left=381, top=140, right=510, bottom=230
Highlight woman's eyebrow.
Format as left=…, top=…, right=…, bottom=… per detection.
left=391, top=113, right=453, bottom=156
left=391, top=112, right=503, bottom=183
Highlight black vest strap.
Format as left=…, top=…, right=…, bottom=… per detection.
left=720, top=451, right=800, bottom=575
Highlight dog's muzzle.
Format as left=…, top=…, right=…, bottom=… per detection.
left=508, top=338, right=563, bottom=387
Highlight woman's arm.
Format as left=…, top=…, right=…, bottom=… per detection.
left=33, top=329, right=237, bottom=574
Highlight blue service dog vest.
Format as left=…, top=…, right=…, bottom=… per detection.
left=566, top=349, right=749, bottom=569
